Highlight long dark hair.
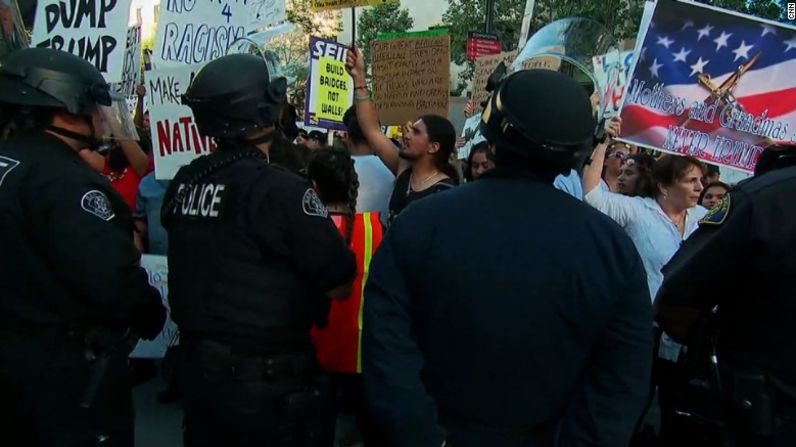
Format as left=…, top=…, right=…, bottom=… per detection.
left=624, top=153, right=657, bottom=198
left=465, top=141, right=495, bottom=182
left=419, top=114, right=459, bottom=183
left=307, top=147, right=359, bottom=243
left=267, top=134, right=311, bottom=174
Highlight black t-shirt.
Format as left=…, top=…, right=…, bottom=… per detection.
left=388, top=169, right=456, bottom=223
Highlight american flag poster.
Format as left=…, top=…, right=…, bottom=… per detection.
left=618, top=0, right=796, bottom=173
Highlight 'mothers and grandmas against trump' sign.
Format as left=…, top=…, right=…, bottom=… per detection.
left=618, top=0, right=796, bottom=173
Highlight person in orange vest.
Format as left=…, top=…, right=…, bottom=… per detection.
left=308, top=147, right=385, bottom=447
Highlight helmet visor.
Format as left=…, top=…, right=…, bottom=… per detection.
left=228, top=23, right=296, bottom=84
left=511, top=17, right=621, bottom=121
left=97, top=93, right=139, bottom=141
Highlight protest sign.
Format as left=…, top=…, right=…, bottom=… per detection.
left=618, top=0, right=796, bottom=173
left=593, top=50, right=634, bottom=118
left=147, top=64, right=216, bottom=180
left=30, top=0, right=132, bottom=82
left=304, top=37, right=353, bottom=131
left=151, top=0, right=250, bottom=67
left=458, top=113, right=486, bottom=160
left=0, top=0, right=28, bottom=62
left=111, top=24, right=142, bottom=102
left=250, top=0, right=286, bottom=30
left=521, top=54, right=562, bottom=71
left=310, top=0, right=397, bottom=12
left=371, top=29, right=450, bottom=125
left=130, top=255, right=178, bottom=359
left=472, top=50, right=517, bottom=113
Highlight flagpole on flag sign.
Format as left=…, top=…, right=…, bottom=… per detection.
left=351, top=7, right=356, bottom=46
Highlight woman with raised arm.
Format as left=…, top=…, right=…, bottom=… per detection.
left=582, top=119, right=707, bottom=301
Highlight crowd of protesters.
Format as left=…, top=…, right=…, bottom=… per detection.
left=69, top=58, right=743, bottom=447
left=2, top=32, right=795, bottom=447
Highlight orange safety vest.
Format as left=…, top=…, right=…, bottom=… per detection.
left=312, top=212, right=383, bottom=374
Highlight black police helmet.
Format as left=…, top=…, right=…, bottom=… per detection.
left=755, top=143, right=796, bottom=176
left=182, top=53, right=287, bottom=139
left=0, top=47, right=111, bottom=115
left=480, top=69, right=595, bottom=173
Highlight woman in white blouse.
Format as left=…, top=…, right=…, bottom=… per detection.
left=582, top=136, right=708, bottom=302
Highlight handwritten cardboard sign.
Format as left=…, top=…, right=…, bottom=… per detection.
left=521, top=54, right=562, bottom=71
left=31, top=0, right=132, bottom=82
left=472, top=50, right=517, bottom=113
left=111, top=24, right=141, bottom=101
left=152, top=0, right=250, bottom=68
left=371, top=31, right=450, bottom=125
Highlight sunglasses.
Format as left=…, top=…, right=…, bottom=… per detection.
left=608, top=151, right=629, bottom=160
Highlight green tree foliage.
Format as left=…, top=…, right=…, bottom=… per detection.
left=443, top=0, right=647, bottom=95
left=356, top=3, right=414, bottom=67
left=693, top=0, right=784, bottom=21
left=442, top=0, right=788, bottom=95
left=286, top=0, right=343, bottom=38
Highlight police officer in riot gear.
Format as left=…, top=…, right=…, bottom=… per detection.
left=363, top=69, right=653, bottom=447
left=0, top=48, right=167, bottom=447
left=163, top=53, right=356, bottom=447
left=657, top=143, right=796, bottom=447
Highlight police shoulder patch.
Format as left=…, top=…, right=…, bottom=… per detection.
left=0, top=155, right=21, bottom=187
left=699, top=193, right=731, bottom=226
left=81, top=190, right=116, bottom=221
left=302, top=189, right=328, bottom=218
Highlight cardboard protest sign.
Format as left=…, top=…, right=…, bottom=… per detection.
left=151, top=0, right=250, bottom=68
left=147, top=64, right=216, bottom=180
left=30, top=0, right=132, bottom=82
left=130, top=255, right=178, bottom=359
left=304, top=37, right=353, bottom=131
left=472, top=50, right=517, bottom=113
left=521, top=54, right=561, bottom=71
left=111, top=24, right=141, bottom=102
left=371, top=29, right=450, bottom=125
left=618, top=0, right=796, bottom=173
left=310, top=0, right=397, bottom=12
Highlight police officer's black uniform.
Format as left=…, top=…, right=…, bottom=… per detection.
left=363, top=70, right=653, bottom=447
left=657, top=145, right=796, bottom=447
left=164, top=54, right=356, bottom=447
left=0, top=48, right=166, bottom=447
